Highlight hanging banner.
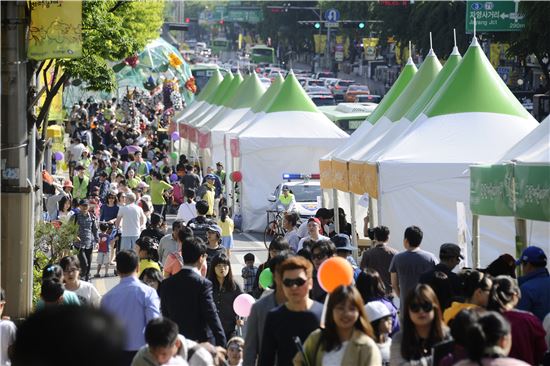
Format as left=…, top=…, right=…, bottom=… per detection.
left=37, top=60, right=64, bottom=121
left=28, top=0, right=83, bottom=60
left=456, top=202, right=470, bottom=268
left=313, top=34, right=327, bottom=54
left=490, top=43, right=510, bottom=68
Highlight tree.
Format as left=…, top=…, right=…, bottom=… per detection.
left=507, top=2, right=550, bottom=92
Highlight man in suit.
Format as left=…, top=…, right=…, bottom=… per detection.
left=158, top=236, right=227, bottom=347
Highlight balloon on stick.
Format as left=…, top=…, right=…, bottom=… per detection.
left=317, top=257, right=354, bottom=293
left=171, top=131, right=180, bottom=141
left=54, top=151, right=64, bottom=161
left=233, top=294, right=255, bottom=317
left=259, top=268, right=273, bottom=289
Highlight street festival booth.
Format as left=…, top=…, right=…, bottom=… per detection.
left=319, top=55, right=417, bottom=246
left=359, top=37, right=538, bottom=265
left=172, top=68, right=223, bottom=156
left=232, top=72, right=349, bottom=232
left=198, top=72, right=266, bottom=170
left=181, top=71, right=235, bottom=158
left=470, top=116, right=550, bottom=265
left=225, top=74, right=285, bottom=207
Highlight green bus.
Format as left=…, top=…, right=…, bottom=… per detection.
left=191, top=64, right=228, bottom=94
left=250, top=45, right=276, bottom=65
left=211, top=38, right=230, bottom=56
left=317, top=103, right=378, bottom=134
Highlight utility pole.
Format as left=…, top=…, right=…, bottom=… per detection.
left=1, top=1, right=35, bottom=318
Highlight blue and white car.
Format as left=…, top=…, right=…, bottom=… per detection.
left=268, top=173, right=321, bottom=218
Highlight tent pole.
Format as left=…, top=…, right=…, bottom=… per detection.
left=349, top=192, right=358, bottom=261
left=472, top=214, right=480, bottom=268
left=515, top=218, right=528, bottom=275
left=333, top=189, right=340, bottom=234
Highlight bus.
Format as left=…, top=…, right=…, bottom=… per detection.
left=191, top=64, right=228, bottom=94
left=211, top=38, right=230, bottom=56
left=250, top=45, right=276, bottom=65
left=317, top=102, right=378, bottom=134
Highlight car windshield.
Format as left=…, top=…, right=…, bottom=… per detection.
left=339, top=80, right=355, bottom=87
left=309, top=80, right=325, bottom=86
left=289, top=185, right=321, bottom=202
left=349, top=85, right=369, bottom=92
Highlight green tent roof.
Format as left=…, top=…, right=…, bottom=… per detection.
left=404, top=47, right=462, bottom=121
left=265, top=72, right=318, bottom=113
left=196, top=68, right=223, bottom=102
left=425, top=38, right=532, bottom=119
left=383, top=50, right=442, bottom=122
left=220, top=71, right=244, bottom=107
left=367, top=58, right=417, bottom=124
left=209, top=71, right=234, bottom=105
left=251, top=73, right=284, bottom=113
left=228, top=72, right=266, bottom=109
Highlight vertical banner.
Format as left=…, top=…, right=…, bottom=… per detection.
left=28, top=0, right=83, bottom=60
left=313, top=34, right=327, bottom=54
left=456, top=202, right=470, bottom=268
left=238, top=33, right=243, bottom=50
left=37, top=60, right=64, bottom=121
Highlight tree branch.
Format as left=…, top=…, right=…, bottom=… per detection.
left=108, top=1, right=125, bottom=13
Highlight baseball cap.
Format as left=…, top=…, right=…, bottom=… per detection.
left=330, top=234, right=356, bottom=252
left=207, top=224, right=222, bottom=236
left=516, top=246, right=547, bottom=265
left=365, top=301, right=392, bottom=322
left=78, top=199, right=89, bottom=206
left=282, top=185, right=289, bottom=191
left=205, top=174, right=216, bottom=181
left=62, top=180, right=73, bottom=188
left=308, top=217, right=321, bottom=226
left=439, top=243, right=464, bottom=259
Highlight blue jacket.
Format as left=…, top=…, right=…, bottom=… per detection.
left=517, top=267, right=550, bottom=321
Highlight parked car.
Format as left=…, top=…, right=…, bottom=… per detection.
left=331, top=79, right=356, bottom=101
left=344, top=85, right=370, bottom=102
left=355, top=94, right=382, bottom=103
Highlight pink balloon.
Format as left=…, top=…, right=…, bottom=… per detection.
left=233, top=293, right=255, bottom=317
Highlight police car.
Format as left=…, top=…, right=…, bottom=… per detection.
left=267, top=173, right=321, bottom=218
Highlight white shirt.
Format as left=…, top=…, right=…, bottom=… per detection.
left=158, top=234, right=179, bottom=265
left=68, top=143, right=85, bottom=162
left=378, top=337, right=392, bottom=364
left=176, top=202, right=197, bottom=223
left=73, top=280, right=101, bottom=307
left=118, top=203, right=145, bottom=237
left=297, top=234, right=330, bottom=251
left=322, top=340, right=349, bottom=365
left=0, top=319, right=16, bottom=366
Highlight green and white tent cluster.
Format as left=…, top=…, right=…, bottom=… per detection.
left=320, top=36, right=540, bottom=265
left=470, top=115, right=550, bottom=259
left=177, top=69, right=348, bottom=232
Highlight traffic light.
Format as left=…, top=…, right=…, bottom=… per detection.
left=358, top=22, right=365, bottom=29
left=314, top=22, right=321, bottom=29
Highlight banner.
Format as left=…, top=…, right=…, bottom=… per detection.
left=470, top=164, right=514, bottom=217
left=37, top=60, right=64, bottom=121
left=28, top=0, right=82, bottom=60
left=515, top=164, right=550, bottom=222
left=456, top=202, right=470, bottom=268
left=313, top=34, right=327, bottom=54
left=490, top=43, right=509, bottom=68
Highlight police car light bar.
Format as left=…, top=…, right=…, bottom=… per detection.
left=282, top=173, right=321, bottom=180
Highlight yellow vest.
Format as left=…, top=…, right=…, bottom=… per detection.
left=278, top=193, right=294, bottom=205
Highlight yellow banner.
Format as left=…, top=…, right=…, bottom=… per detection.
left=38, top=60, right=64, bottom=121
left=28, top=0, right=82, bottom=60
left=363, top=163, right=379, bottom=199
left=332, top=160, right=349, bottom=192
left=319, top=160, right=333, bottom=189
left=238, top=34, right=243, bottom=50
left=490, top=43, right=509, bottom=68
left=348, top=161, right=364, bottom=195
left=313, top=34, right=327, bottom=54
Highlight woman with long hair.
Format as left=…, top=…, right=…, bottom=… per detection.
left=356, top=268, right=400, bottom=335
left=176, top=188, right=197, bottom=222
left=444, top=269, right=493, bottom=324
left=125, top=167, right=142, bottom=189
left=252, top=236, right=290, bottom=298
left=56, top=196, right=75, bottom=222
left=486, top=275, right=547, bottom=365
left=390, top=284, right=449, bottom=365
left=293, top=285, right=381, bottom=365
left=136, top=236, right=161, bottom=276
left=207, top=253, right=243, bottom=340
left=455, top=311, right=530, bottom=366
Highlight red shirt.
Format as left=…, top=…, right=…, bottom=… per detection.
left=503, top=309, right=547, bottom=365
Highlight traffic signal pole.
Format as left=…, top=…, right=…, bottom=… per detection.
left=1, top=1, right=35, bottom=318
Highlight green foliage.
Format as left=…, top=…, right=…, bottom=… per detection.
left=56, top=0, right=165, bottom=92
left=33, top=221, right=79, bottom=306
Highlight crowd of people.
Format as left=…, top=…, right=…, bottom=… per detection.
left=1, top=93, right=550, bottom=366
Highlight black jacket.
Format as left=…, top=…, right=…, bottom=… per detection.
left=159, top=268, right=226, bottom=346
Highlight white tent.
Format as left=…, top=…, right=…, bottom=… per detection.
left=370, top=38, right=539, bottom=265
left=235, top=73, right=348, bottom=231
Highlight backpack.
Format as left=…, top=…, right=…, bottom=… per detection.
left=187, top=216, right=213, bottom=242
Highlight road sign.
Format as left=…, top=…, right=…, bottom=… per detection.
left=326, top=22, right=339, bottom=28
left=465, top=1, right=525, bottom=32
left=335, top=51, right=344, bottom=62
left=324, top=8, right=340, bottom=22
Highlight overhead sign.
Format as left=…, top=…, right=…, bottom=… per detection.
left=465, top=1, right=525, bottom=32
left=324, top=8, right=340, bottom=22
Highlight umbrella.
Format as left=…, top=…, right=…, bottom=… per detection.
left=120, top=145, right=142, bottom=155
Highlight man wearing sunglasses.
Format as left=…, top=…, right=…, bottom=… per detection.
left=258, top=257, right=323, bottom=366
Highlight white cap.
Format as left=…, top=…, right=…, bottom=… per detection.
left=365, top=301, right=391, bottom=322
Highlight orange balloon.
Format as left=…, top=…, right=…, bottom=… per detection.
left=317, top=257, right=354, bottom=293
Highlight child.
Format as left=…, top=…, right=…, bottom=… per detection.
left=132, top=317, right=213, bottom=366
left=218, top=206, right=234, bottom=258
left=0, top=288, right=16, bottom=366
left=95, top=223, right=116, bottom=278
left=241, top=253, right=258, bottom=295
left=365, top=300, right=393, bottom=365
left=136, top=236, right=161, bottom=276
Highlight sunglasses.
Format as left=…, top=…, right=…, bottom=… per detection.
left=282, top=277, right=307, bottom=288
left=409, top=302, right=434, bottom=313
